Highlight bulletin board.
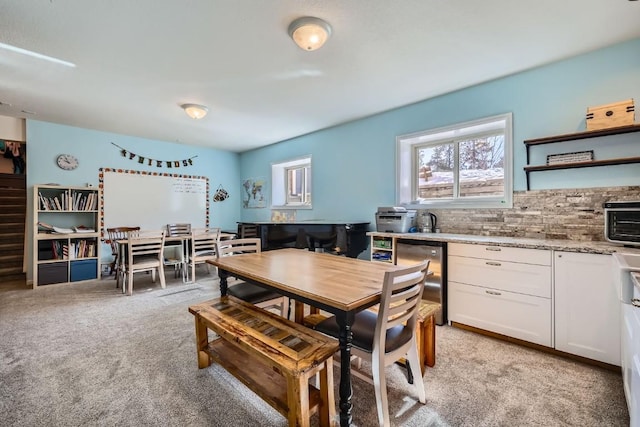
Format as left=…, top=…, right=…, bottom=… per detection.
left=100, top=168, right=209, bottom=234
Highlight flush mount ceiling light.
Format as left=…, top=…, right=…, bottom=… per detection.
left=181, top=103, right=208, bottom=119
left=288, top=17, right=332, bottom=51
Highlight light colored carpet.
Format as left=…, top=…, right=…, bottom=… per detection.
left=0, top=272, right=629, bottom=426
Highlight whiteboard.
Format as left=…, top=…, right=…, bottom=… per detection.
left=100, top=168, right=209, bottom=233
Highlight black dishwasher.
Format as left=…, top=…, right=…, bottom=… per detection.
left=396, top=239, right=447, bottom=325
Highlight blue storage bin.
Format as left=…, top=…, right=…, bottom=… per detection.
left=70, top=259, right=98, bottom=282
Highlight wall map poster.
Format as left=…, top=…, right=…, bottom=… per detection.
left=242, top=177, right=267, bottom=208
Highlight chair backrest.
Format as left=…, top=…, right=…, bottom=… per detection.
left=375, top=260, right=429, bottom=356
left=238, top=223, right=259, bottom=239
left=127, top=230, right=166, bottom=264
left=191, top=227, right=221, bottom=236
left=106, top=226, right=141, bottom=254
left=166, top=223, right=191, bottom=237
left=216, top=238, right=261, bottom=258
left=191, top=228, right=221, bottom=258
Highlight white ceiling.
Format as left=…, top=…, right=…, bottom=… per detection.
left=1, top=1, right=639, bottom=153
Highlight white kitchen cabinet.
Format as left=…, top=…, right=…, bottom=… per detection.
left=448, top=281, right=552, bottom=346
left=554, top=251, right=620, bottom=365
left=448, top=243, right=553, bottom=347
left=621, top=274, right=640, bottom=426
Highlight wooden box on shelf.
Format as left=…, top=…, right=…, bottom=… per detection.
left=586, top=98, right=635, bottom=131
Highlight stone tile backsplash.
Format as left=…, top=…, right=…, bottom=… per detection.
left=418, top=186, right=640, bottom=241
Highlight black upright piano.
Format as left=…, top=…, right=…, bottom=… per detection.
left=237, top=221, right=370, bottom=258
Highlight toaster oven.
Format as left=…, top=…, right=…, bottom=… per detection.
left=604, top=201, right=640, bottom=247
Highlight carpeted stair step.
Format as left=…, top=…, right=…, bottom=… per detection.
left=0, top=266, right=24, bottom=276
left=0, top=232, right=24, bottom=244
left=0, top=176, right=26, bottom=281
left=0, top=222, right=25, bottom=234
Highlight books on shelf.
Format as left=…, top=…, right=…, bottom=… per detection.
left=40, top=239, right=96, bottom=260
left=38, top=191, right=98, bottom=211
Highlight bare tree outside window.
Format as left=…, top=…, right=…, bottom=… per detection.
left=398, top=113, right=512, bottom=209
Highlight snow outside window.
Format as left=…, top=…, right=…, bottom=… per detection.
left=396, top=113, right=513, bottom=209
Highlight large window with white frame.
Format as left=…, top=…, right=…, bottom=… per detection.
left=397, top=113, right=512, bottom=209
left=272, top=155, right=312, bottom=209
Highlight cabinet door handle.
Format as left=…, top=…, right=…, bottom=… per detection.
left=632, top=298, right=640, bottom=308
left=486, top=261, right=502, bottom=267
left=486, top=290, right=502, bottom=296
left=485, top=247, right=501, bottom=251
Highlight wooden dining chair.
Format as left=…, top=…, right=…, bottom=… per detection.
left=215, top=238, right=290, bottom=318
left=121, top=230, right=166, bottom=296
left=164, top=223, right=191, bottom=280
left=314, top=260, right=430, bottom=427
left=106, top=226, right=141, bottom=287
left=187, top=227, right=221, bottom=282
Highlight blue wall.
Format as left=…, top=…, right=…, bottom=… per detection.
left=22, top=38, right=640, bottom=278
left=239, top=38, right=640, bottom=224
left=26, top=120, right=240, bottom=274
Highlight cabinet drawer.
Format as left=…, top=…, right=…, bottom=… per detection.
left=448, top=243, right=551, bottom=266
left=448, top=281, right=552, bottom=347
left=449, top=255, right=552, bottom=298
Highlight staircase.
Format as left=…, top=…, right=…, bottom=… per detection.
left=0, top=174, right=26, bottom=280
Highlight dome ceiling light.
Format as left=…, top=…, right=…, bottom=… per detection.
left=288, top=17, right=332, bottom=51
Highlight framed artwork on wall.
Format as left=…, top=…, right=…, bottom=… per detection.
left=242, top=177, right=267, bottom=209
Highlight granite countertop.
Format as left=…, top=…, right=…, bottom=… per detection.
left=367, top=231, right=640, bottom=255
left=239, top=221, right=370, bottom=225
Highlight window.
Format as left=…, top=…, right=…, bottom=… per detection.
left=272, top=155, right=312, bottom=209
left=397, top=113, right=512, bottom=209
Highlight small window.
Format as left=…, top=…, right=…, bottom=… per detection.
left=397, top=113, right=513, bottom=209
left=272, top=156, right=312, bottom=209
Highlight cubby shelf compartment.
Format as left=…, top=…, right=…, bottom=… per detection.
left=33, top=185, right=101, bottom=287
left=523, top=124, right=640, bottom=190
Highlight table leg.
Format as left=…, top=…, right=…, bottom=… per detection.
left=181, top=238, right=188, bottom=283
left=336, top=312, right=354, bottom=427
left=118, top=242, right=126, bottom=294
left=218, top=269, right=229, bottom=296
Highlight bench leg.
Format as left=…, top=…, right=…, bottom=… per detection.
left=287, top=374, right=310, bottom=427
left=424, top=314, right=435, bottom=368
left=194, top=316, right=212, bottom=368
left=318, top=360, right=336, bottom=427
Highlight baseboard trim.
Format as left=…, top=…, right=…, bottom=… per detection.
left=450, top=321, right=620, bottom=372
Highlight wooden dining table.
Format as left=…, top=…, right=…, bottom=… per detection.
left=207, top=248, right=404, bottom=427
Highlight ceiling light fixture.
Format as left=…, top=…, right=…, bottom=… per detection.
left=288, top=17, right=332, bottom=51
left=181, top=103, right=208, bottom=120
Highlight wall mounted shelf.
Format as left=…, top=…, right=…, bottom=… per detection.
left=523, top=124, right=640, bottom=190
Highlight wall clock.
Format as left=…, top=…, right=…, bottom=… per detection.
left=56, top=154, right=79, bottom=171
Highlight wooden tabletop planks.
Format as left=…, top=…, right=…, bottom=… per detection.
left=208, top=248, right=403, bottom=312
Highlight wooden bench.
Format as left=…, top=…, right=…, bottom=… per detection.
left=303, top=299, right=441, bottom=375
left=189, top=296, right=339, bottom=427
